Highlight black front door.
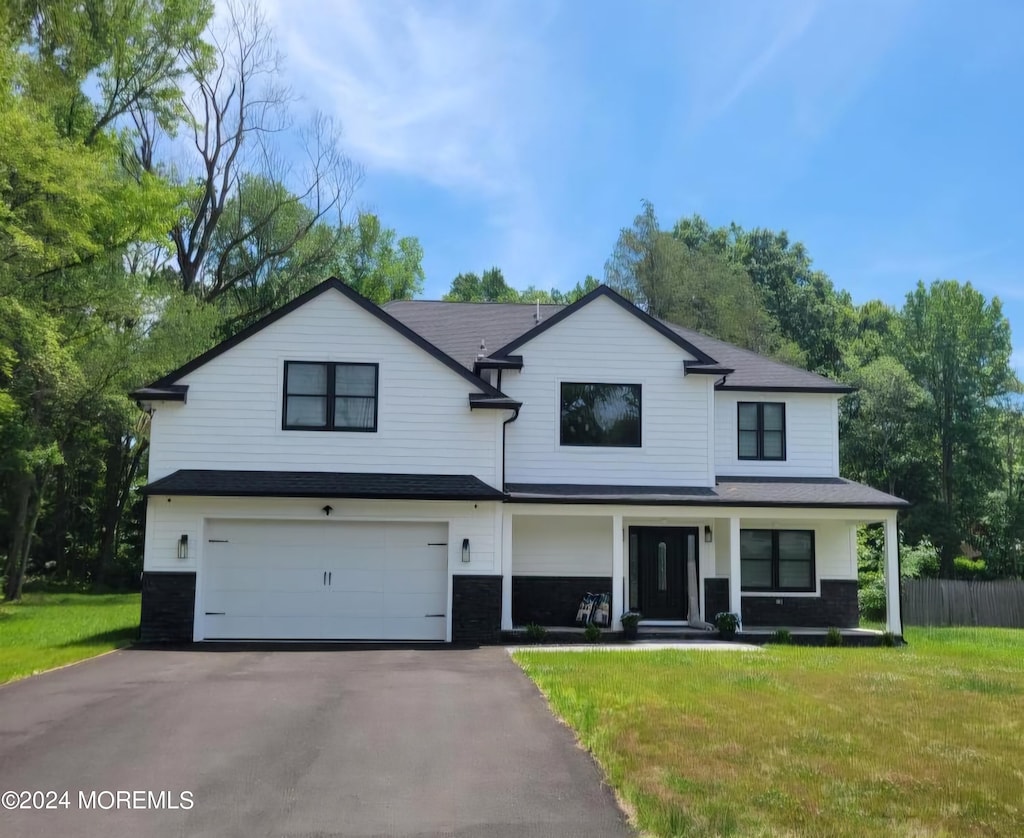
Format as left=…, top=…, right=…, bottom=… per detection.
left=629, top=527, right=697, bottom=620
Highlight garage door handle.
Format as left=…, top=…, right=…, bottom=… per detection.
left=323, top=571, right=327, bottom=586
left=205, top=611, right=225, bottom=616
left=425, top=613, right=446, bottom=618
left=328, top=571, right=332, bottom=585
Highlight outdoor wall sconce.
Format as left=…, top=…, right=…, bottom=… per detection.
left=177, top=534, right=188, bottom=559
left=461, top=538, right=471, bottom=563
left=704, top=525, right=713, bottom=543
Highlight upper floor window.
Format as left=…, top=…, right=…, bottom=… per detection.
left=737, top=402, right=785, bottom=460
left=740, top=529, right=814, bottom=592
left=283, top=361, right=378, bottom=431
left=560, top=383, right=641, bottom=447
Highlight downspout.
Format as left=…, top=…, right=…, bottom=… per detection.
left=498, top=369, right=520, bottom=492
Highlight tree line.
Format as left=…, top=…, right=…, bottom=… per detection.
left=443, top=201, right=1023, bottom=580
left=2, top=5, right=1020, bottom=600
left=0, top=1, right=424, bottom=599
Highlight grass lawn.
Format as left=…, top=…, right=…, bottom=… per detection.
left=515, top=628, right=1024, bottom=837
left=0, top=591, right=141, bottom=685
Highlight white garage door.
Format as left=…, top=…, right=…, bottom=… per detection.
left=201, top=519, right=449, bottom=641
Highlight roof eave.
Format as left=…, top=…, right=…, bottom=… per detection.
left=473, top=355, right=524, bottom=375
left=143, top=487, right=505, bottom=501
left=468, top=394, right=523, bottom=410
left=715, top=384, right=857, bottom=394
left=683, top=362, right=735, bottom=376
left=504, top=494, right=909, bottom=509
left=130, top=384, right=189, bottom=402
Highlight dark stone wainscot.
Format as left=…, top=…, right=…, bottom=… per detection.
left=512, top=576, right=613, bottom=627
left=451, top=575, right=502, bottom=645
left=139, top=571, right=196, bottom=643
left=741, top=580, right=860, bottom=628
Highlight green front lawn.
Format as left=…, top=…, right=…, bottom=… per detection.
left=515, top=628, right=1024, bottom=837
left=0, top=591, right=141, bottom=685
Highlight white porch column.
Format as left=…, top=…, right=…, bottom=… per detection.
left=884, top=511, right=903, bottom=635
left=729, top=515, right=742, bottom=622
left=501, top=509, right=513, bottom=630
left=611, top=514, right=624, bottom=631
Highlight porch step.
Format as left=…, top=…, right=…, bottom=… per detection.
left=637, top=627, right=718, bottom=641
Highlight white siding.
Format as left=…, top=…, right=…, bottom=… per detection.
left=502, top=295, right=713, bottom=486
left=715, top=392, right=839, bottom=477
left=511, top=516, right=612, bottom=576
left=144, top=496, right=500, bottom=576
left=146, top=289, right=500, bottom=485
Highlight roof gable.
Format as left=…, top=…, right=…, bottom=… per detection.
left=143, top=278, right=506, bottom=398
left=490, top=285, right=719, bottom=364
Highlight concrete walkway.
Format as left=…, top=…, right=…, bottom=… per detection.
left=508, top=641, right=762, bottom=653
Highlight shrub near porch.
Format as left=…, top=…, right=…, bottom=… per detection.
left=515, top=628, right=1024, bottom=837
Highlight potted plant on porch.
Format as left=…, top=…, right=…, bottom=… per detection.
left=620, top=611, right=641, bottom=640
left=714, top=611, right=740, bottom=640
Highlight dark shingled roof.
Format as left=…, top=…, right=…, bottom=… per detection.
left=385, top=294, right=852, bottom=393
left=143, top=470, right=505, bottom=501
left=383, top=300, right=567, bottom=370
left=506, top=477, right=907, bottom=508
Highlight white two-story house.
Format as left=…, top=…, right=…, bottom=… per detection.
left=133, top=279, right=907, bottom=644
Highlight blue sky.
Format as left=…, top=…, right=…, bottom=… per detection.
left=257, top=0, right=1024, bottom=373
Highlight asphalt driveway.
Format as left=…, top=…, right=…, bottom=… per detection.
left=0, top=645, right=630, bottom=838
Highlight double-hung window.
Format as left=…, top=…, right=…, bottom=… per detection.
left=740, top=529, right=815, bottom=592
left=283, top=361, right=378, bottom=431
left=737, top=402, right=785, bottom=460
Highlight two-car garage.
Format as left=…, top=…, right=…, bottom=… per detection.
left=200, top=519, right=450, bottom=641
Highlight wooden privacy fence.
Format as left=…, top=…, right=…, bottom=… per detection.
left=903, top=578, right=1024, bottom=627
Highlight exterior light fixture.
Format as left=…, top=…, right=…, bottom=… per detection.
left=177, top=534, right=188, bottom=559
left=704, top=525, right=713, bottom=543
left=322, top=505, right=333, bottom=516
left=461, top=538, right=471, bottom=563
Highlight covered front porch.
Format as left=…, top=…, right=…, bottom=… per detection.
left=500, top=504, right=903, bottom=636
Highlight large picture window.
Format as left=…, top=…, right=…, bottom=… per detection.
left=560, top=383, right=641, bottom=447
left=740, top=529, right=814, bottom=592
left=738, top=402, right=786, bottom=460
left=283, top=361, right=378, bottom=431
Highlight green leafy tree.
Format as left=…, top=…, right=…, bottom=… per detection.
left=0, top=7, right=196, bottom=598
left=605, top=202, right=799, bottom=359
left=672, top=214, right=856, bottom=377
left=444, top=267, right=518, bottom=302
left=10, top=0, right=214, bottom=145
left=0, top=300, right=79, bottom=599
left=334, top=212, right=424, bottom=304
left=840, top=356, right=932, bottom=497
left=899, top=280, right=1018, bottom=576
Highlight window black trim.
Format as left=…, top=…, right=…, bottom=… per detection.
left=559, top=382, right=642, bottom=448
left=740, top=529, right=815, bottom=592
left=737, top=401, right=786, bottom=461
left=282, top=361, right=379, bottom=432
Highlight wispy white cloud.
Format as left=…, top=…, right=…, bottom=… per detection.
left=245, top=0, right=581, bottom=292
left=679, top=0, right=917, bottom=138
left=260, top=0, right=554, bottom=196
left=237, top=0, right=927, bottom=296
